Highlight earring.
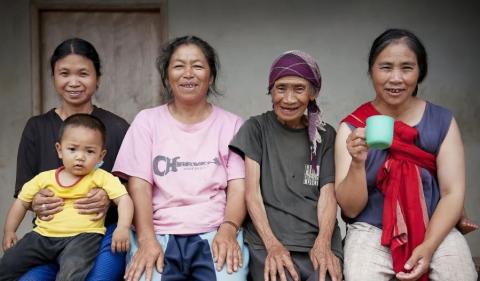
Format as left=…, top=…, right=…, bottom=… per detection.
left=95, top=161, right=104, bottom=170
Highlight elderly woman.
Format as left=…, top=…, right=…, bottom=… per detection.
left=113, top=36, right=249, bottom=281
left=230, top=51, right=343, bottom=281
left=335, top=28, right=477, bottom=281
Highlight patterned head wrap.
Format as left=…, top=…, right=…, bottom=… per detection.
left=268, top=50, right=321, bottom=94
left=268, top=50, right=326, bottom=167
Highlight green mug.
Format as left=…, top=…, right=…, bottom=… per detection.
left=366, top=115, right=394, bottom=150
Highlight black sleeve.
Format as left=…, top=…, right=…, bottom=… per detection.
left=229, top=117, right=263, bottom=164
left=15, top=118, right=39, bottom=197
left=97, top=111, right=129, bottom=172
left=318, top=124, right=336, bottom=189
left=107, top=118, right=129, bottom=174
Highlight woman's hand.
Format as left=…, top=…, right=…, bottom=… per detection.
left=74, top=188, right=110, bottom=220
left=346, top=128, right=368, bottom=163
left=31, top=188, right=64, bottom=220
left=124, top=238, right=164, bottom=281
left=212, top=223, right=243, bottom=273
left=264, top=242, right=299, bottom=281
left=396, top=242, right=434, bottom=281
left=309, top=238, right=342, bottom=281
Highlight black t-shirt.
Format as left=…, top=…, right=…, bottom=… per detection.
left=230, top=111, right=342, bottom=257
left=15, top=106, right=129, bottom=225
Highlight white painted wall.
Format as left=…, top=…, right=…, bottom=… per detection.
left=1, top=0, right=478, bottom=258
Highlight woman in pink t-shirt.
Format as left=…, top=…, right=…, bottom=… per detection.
left=114, top=36, right=248, bottom=281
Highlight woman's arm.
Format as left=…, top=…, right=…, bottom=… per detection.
left=222, top=179, right=246, bottom=235
left=309, top=183, right=342, bottom=281
left=245, top=156, right=299, bottom=281
left=397, top=118, right=465, bottom=280
left=310, top=183, right=342, bottom=281
left=124, top=176, right=163, bottom=281
left=334, top=123, right=369, bottom=218
left=212, top=178, right=246, bottom=273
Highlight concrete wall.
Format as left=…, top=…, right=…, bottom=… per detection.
left=1, top=0, right=478, bottom=257
left=0, top=0, right=35, bottom=251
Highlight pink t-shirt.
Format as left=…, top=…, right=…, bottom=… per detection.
left=113, top=105, right=244, bottom=234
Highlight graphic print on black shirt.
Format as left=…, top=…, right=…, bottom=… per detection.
left=303, top=164, right=320, bottom=186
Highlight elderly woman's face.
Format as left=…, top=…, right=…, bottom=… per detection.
left=271, top=76, right=315, bottom=128
left=167, top=44, right=212, bottom=104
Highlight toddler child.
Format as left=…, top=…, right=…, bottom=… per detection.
left=0, top=113, right=133, bottom=281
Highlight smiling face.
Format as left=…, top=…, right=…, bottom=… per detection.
left=167, top=44, right=212, bottom=105
left=53, top=54, right=98, bottom=107
left=56, top=126, right=106, bottom=176
left=271, top=76, right=316, bottom=128
left=371, top=41, right=420, bottom=107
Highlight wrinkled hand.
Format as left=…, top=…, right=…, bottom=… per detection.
left=2, top=231, right=17, bottom=251
left=111, top=226, right=130, bottom=253
left=212, top=224, right=242, bottom=273
left=396, top=243, right=433, bottom=281
left=264, top=242, right=299, bottom=281
left=32, top=188, right=64, bottom=221
left=309, top=238, right=342, bottom=281
left=346, top=128, right=368, bottom=163
left=124, top=238, right=164, bottom=281
left=74, top=188, right=110, bottom=221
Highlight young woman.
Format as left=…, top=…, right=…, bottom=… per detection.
left=15, top=38, right=129, bottom=281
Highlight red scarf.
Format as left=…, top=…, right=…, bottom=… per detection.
left=343, top=102, right=436, bottom=281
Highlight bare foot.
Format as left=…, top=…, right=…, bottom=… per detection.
left=457, top=216, right=479, bottom=235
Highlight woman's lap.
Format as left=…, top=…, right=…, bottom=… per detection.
left=343, top=222, right=477, bottom=281
left=429, top=227, right=477, bottom=281
left=248, top=247, right=336, bottom=281
left=128, top=229, right=249, bottom=281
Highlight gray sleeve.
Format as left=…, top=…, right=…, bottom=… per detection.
left=229, top=117, right=263, bottom=164
left=318, top=124, right=336, bottom=189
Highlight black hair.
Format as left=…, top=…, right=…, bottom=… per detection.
left=58, top=114, right=106, bottom=147
left=368, top=28, right=428, bottom=96
left=50, top=38, right=101, bottom=77
left=156, top=35, right=220, bottom=101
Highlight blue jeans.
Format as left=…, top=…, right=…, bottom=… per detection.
left=19, top=224, right=126, bottom=281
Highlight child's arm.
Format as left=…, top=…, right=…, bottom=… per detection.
left=3, top=199, right=30, bottom=251
left=111, top=194, right=134, bottom=253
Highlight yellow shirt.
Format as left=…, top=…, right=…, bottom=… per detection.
left=18, top=168, right=127, bottom=237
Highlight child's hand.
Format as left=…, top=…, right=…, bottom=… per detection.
left=111, top=226, right=130, bottom=253
left=2, top=231, right=17, bottom=251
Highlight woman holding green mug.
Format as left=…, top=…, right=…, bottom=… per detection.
left=334, top=29, right=477, bottom=281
